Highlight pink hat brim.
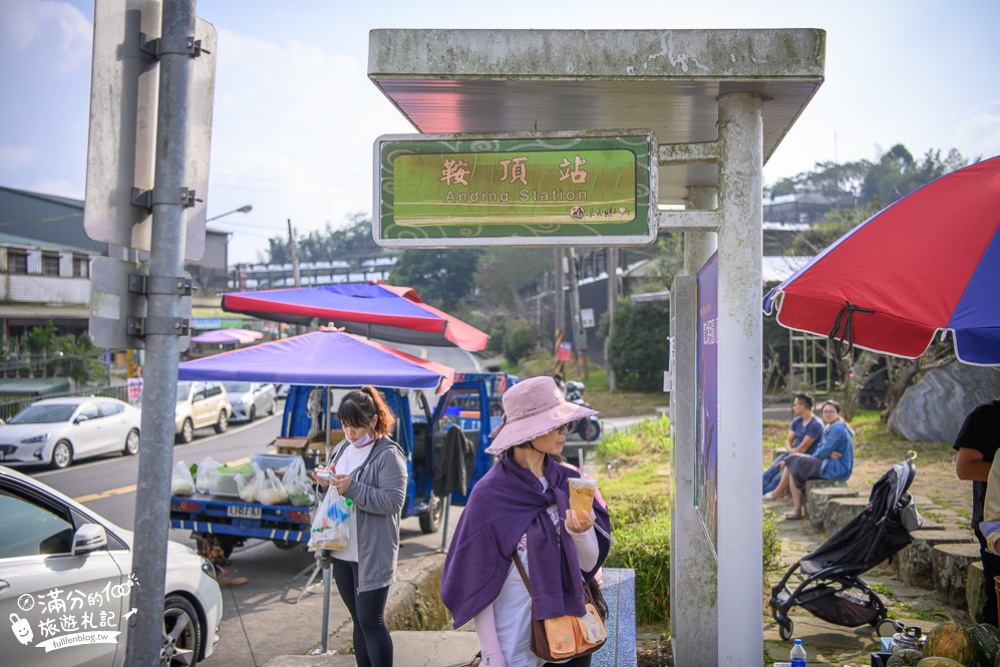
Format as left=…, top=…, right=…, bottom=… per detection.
left=485, top=401, right=598, bottom=454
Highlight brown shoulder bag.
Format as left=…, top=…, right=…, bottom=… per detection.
left=512, top=556, right=608, bottom=662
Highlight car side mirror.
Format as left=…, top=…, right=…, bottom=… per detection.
left=74, top=415, right=89, bottom=424
left=71, top=524, right=108, bottom=556
left=193, top=393, right=205, bottom=402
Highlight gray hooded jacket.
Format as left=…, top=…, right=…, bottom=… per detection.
left=330, top=436, right=408, bottom=592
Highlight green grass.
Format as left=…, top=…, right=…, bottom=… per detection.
left=597, top=416, right=671, bottom=463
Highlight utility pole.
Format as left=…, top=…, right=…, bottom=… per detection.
left=287, top=218, right=302, bottom=287
left=287, top=218, right=302, bottom=335
left=567, top=247, right=588, bottom=380
left=126, top=1, right=196, bottom=663
left=606, top=247, right=618, bottom=390
left=554, top=247, right=566, bottom=375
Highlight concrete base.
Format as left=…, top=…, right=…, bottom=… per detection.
left=262, top=631, right=480, bottom=667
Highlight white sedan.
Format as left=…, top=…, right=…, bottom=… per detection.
left=0, top=465, right=223, bottom=666
left=0, top=397, right=141, bottom=469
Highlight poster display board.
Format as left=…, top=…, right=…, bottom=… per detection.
left=695, top=252, right=719, bottom=553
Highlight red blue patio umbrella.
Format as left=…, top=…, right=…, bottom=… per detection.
left=190, top=328, right=263, bottom=344
left=763, top=155, right=1000, bottom=365
left=178, top=329, right=454, bottom=393
left=221, top=282, right=488, bottom=352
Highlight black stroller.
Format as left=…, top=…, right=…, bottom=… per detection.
left=770, top=456, right=920, bottom=640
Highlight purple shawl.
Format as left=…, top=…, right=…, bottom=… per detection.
left=441, top=454, right=611, bottom=628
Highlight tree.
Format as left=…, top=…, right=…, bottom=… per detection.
left=386, top=248, right=484, bottom=311
left=860, top=145, right=969, bottom=206
left=606, top=299, right=669, bottom=391
left=474, top=248, right=552, bottom=311
left=257, top=213, right=384, bottom=265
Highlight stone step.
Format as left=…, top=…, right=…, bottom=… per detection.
left=932, top=541, right=982, bottom=608
left=805, top=487, right=860, bottom=531
left=898, top=529, right=975, bottom=588
left=822, top=497, right=870, bottom=535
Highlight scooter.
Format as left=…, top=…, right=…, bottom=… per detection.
left=564, top=381, right=602, bottom=442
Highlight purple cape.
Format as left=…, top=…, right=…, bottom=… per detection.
left=440, top=455, right=611, bottom=628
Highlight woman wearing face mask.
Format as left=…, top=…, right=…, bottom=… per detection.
left=311, top=386, right=407, bottom=667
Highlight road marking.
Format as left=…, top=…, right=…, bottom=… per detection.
left=72, top=456, right=251, bottom=503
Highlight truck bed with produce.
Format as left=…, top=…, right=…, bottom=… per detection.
left=169, top=371, right=510, bottom=554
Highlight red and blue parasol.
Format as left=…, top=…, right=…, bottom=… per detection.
left=763, top=155, right=1000, bottom=365
left=178, top=329, right=454, bottom=393
left=221, top=282, right=488, bottom=352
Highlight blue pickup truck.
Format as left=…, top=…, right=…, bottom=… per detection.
left=170, top=372, right=510, bottom=555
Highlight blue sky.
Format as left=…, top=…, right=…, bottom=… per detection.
left=2, top=0, right=998, bottom=263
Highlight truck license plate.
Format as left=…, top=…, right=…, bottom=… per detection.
left=227, top=505, right=262, bottom=520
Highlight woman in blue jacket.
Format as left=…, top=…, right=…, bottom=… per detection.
left=779, top=400, right=854, bottom=520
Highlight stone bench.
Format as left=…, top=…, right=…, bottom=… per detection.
left=806, top=487, right=860, bottom=531
left=898, top=529, right=975, bottom=588
left=592, top=568, right=638, bottom=667
left=933, top=542, right=982, bottom=608
left=822, top=497, right=871, bottom=535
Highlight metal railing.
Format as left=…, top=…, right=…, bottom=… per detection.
left=0, top=384, right=131, bottom=423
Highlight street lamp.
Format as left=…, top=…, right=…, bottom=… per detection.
left=206, top=204, right=252, bottom=222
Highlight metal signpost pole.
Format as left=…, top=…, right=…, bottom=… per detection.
left=125, top=0, right=196, bottom=663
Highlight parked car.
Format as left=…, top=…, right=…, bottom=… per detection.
left=0, top=397, right=141, bottom=470
left=175, top=382, right=230, bottom=444
left=223, top=381, right=277, bottom=423
left=0, top=465, right=222, bottom=666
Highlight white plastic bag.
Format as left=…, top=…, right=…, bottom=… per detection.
left=258, top=468, right=289, bottom=505
left=284, top=457, right=314, bottom=507
left=236, top=461, right=263, bottom=503
left=309, top=487, right=351, bottom=551
left=171, top=461, right=194, bottom=497
left=196, top=456, right=223, bottom=494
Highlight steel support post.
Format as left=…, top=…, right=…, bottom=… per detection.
left=668, top=275, right=719, bottom=666
left=669, top=183, right=720, bottom=666
left=715, top=92, right=764, bottom=664
left=125, top=1, right=195, bottom=664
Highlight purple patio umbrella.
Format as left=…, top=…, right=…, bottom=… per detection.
left=190, top=328, right=263, bottom=345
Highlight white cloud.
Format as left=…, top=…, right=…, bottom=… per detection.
left=31, top=176, right=82, bottom=199
left=0, top=145, right=38, bottom=170
left=2, top=0, right=91, bottom=75
left=953, top=100, right=1000, bottom=161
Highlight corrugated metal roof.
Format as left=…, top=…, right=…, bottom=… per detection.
left=0, top=185, right=105, bottom=253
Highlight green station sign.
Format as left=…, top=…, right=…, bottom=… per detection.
left=374, top=131, right=656, bottom=247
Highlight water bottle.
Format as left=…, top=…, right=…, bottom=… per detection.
left=790, top=638, right=807, bottom=667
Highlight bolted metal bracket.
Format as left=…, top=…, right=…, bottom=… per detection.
left=131, top=187, right=197, bottom=211
left=128, top=274, right=195, bottom=297
left=139, top=33, right=203, bottom=58
left=127, top=316, right=190, bottom=337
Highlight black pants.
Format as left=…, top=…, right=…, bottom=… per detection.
left=331, top=558, right=392, bottom=667
left=975, top=525, right=1000, bottom=625
left=544, top=656, right=592, bottom=667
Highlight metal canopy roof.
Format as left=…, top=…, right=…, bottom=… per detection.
left=369, top=29, right=825, bottom=205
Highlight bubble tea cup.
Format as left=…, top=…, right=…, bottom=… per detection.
left=568, top=478, right=598, bottom=517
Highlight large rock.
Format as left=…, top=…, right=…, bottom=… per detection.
left=889, top=364, right=1000, bottom=443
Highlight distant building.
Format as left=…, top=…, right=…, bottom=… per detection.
left=0, top=185, right=230, bottom=341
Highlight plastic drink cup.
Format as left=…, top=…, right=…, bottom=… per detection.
left=568, top=478, right=598, bottom=517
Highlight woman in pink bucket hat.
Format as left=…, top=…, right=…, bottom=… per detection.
left=441, top=376, right=612, bottom=667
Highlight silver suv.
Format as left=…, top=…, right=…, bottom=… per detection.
left=175, top=382, right=230, bottom=444
left=223, top=382, right=277, bottom=423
